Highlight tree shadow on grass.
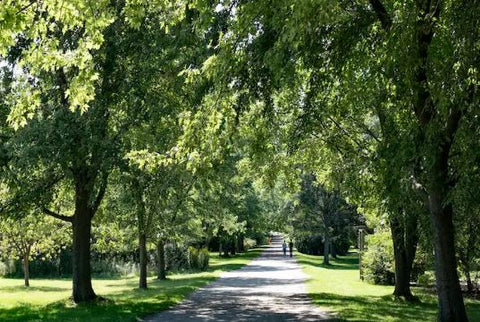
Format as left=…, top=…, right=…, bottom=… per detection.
left=0, top=285, right=70, bottom=293
left=0, top=272, right=223, bottom=321
left=0, top=249, right=265, bottom=321
left=297, top=253, right=359, bottom=271
left=309, top=292, right=439, bottom=321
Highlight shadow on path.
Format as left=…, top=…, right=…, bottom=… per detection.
left=144, top=235, right=339, bottom=321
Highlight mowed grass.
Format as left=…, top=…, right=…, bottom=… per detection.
left=297, top=251, right=480, bottom=321
left=0, top=248, right=263, bottom=321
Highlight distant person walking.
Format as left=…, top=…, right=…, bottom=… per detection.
left=282, top=241, right=287, bottom=257
left=289, top=241, right=293, bottom=257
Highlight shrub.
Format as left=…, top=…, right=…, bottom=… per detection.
left=296, top=235, right=324, bottom=255
left=249, top=232, right=268, bottom=246
left=362, top=230, right=395, bottom=285
left=91, top=259, right=131, bottom=277
left=187, top=246, right=199, bottom=269
left=411, top=248, right=431, bottom=282
left=187, top=246, right=210, bottom=271
left=333, top=238, right=350, bottom=256
left=197, top=248, right=209, bottom=270
left=417, top=271, right=435, bottom=286
left=0, top=261, right=7, bottom=277
left=165, top=245, right=189, bottom=272
left=243, top=238, right=257, bottom=251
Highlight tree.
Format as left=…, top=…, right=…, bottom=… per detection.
left=295, top=173, right=359, bottom=265
left=189, top=1, right=478, bottom=319
left=2, top=1, right=133, bottom=302
left=0, top=213, right=70, bottom=286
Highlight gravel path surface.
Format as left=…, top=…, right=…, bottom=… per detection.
left=144, top=236, right=336, bottom=321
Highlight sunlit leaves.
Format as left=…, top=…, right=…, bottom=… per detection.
left=0, top=213, right=70, bottom=261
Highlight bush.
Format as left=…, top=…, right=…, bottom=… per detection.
left=197, top=248, right=209, bottom=270
left=249, top=232, right=268, bottom=246
left=411, top=248, right=431, bottom=282
left=188, top=246, right=209, bottom=271
left=334, top=238, right=350, bottom=256
left=296, top=235, right=324, bottom=255
left=417, top=271, right=435, bottom=286
left=165, top=245, right=189, bottom=271
left=91, top=259, right=136, bottom=277
left=363, top=230, right=395, bottom=285
left=187, top=246, right=199, bottom=269
left=0, top=260, right=16, bottom=276
left=243, top=238, right=257, bottom=251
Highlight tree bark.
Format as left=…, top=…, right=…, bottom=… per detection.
left=428, top=142, right=467, bottom=321
left=72, top=198, right=96, bottom=303
left=390, top=212, right=418, bottom=300
left=430, top=196, right=468, bottom=322
left=23, top=251, right=30, bottom=287
left=370, top=2, right=468, bottom=317
left=156, top=239, right=166, bottom=280
left=139, top=232, right=147, bottom=289
left=323, top=235, right=330, bottom=265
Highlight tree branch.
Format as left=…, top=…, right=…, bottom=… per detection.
left=16, top=0, right=37, bottom=15
left=91, top=173, right=109, bottom=218
left=369, top=0, right=392, bottom=31
left=42, top=207, right=73, bottom=223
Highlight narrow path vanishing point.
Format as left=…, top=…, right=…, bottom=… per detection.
left=145, top=235, right=336, bottom=321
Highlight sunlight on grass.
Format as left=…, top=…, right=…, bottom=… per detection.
left=0, top=248, right=263, bottom=321
left=297, top=251, right=480, bottom=322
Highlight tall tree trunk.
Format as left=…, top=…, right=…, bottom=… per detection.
left=390, top=212, right=418, bottom=300
left=430, top=199, right=467, bottom=322
left=429, top=149, right=467, bottom=321
left=157, top=239, right=166, bottom=280
left=139, top=232, right=147, bottom=289
left=23, top=250, right=30, bottom=287
left=323, top=235, right=330, bottom=265
left=72, top=198, right=96, bottom=303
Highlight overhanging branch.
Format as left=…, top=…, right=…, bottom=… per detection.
left=369, top=0, right=392, bottom=31
left=42, top=207, right=73, bottom=223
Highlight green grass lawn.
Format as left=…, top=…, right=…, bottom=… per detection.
left=297, top=251, right=480, bottom=321
left=0, top=248, right=263, bottom=321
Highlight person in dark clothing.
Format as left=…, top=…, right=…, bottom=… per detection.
left=289, top=241, right=293, bottom=257
left=282, top=241, right=287, bottom=257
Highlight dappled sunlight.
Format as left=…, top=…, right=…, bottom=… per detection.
left=298, top=252, right=480, bottom=321
left=0, top=248, right=263, bottom=321
left=146, top=237, right=336, bottom=321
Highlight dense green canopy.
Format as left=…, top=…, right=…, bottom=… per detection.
left=0, top=1, right=479, bottom=321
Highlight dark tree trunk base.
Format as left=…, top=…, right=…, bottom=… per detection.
left=157, top=239, right=166, bottom=280
left=72, top=187, right=97, bottom=304
left=139, top=232, right=148, bottom=289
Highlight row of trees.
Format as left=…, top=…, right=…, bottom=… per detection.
left=0, top=1, right=479, bottom=321
left=177, top=1, right=479, bottom=321
left=0, top=0, right=274, bottom=302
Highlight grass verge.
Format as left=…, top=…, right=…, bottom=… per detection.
left=297, top=251, right=480, bottom=321
left=0, top=248, right=263, bottom=321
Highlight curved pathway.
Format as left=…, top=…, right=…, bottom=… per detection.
left=145, top=236, right=335, bottom=321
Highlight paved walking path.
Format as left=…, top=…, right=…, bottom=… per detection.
left=145, top=236, right=335, bottom=321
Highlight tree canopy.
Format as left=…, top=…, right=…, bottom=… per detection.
left=0, top=1, right=479, bottom=321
